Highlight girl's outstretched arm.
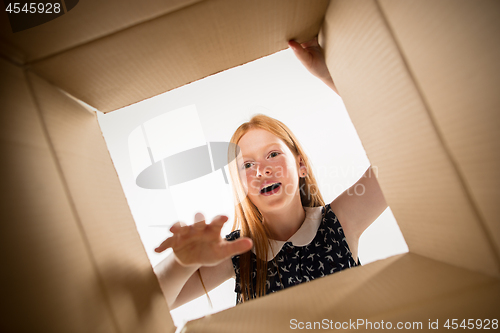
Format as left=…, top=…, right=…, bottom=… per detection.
left=288, top=37, right=339, bottom=95
left=153, top=213, right=252, bottom=309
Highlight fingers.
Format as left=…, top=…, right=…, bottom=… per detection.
left=193, top=212, right=206, bottom=230
left=288, top=37, right=319, bottom=51
left=154, top=236, right=176, bottom=253
left=222, top=237, right=253, bottom=257
left=209, top=215, right=229, bottom=228
left=155, top=214, right=230, bottom=254
left=169, top=214, right=228, bottom=235
left=288, top=40, right=312, bottom=65
left=288, top=40, right=307, bottom=57
left=154, top=221, right=186, bottom=253
left=169, top=221, right=185, bottom=233
left=288, top=39, right=302, bottom=51
left=299, top=37, right=319, bottom=49
left=190, top=213, right=228, bottom=232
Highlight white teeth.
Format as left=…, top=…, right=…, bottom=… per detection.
left=263, top=182, right=279, bottom=190
left=261, top=182, right=280, bottom=193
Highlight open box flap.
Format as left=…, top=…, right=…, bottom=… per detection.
left=1, top=0, right=499, bottom=331
left=0, top=0, right=204, bottom=64
left=378, top=0, right=500, bottom=265
left=2, top=0, right=330, bottom=113
left=183, top=253, right=500, bottom=332
left=0, top=57, right=175, bottom=333
left=0, top=58, right=120, bottom=332
left=322, top=0, right=500, bottom=277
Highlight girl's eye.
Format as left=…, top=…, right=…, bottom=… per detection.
left=269, top=151, right=279, bottom=158
left=243, top=162, right=253, bottom=169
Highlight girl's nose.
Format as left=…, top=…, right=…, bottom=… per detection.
left=256, top=164, right=271, bottom=177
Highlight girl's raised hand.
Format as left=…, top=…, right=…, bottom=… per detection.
left=288, top=37, right=338, bottom=94
left=154, top=213, right=253, bottom=267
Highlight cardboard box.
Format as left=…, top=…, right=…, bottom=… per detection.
left=1, top=0, right=499, bottom=332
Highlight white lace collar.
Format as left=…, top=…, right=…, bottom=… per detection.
left=251, top=206, right=324, bottom=261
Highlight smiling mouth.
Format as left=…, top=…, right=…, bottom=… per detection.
left=260, top=182, right=281, bottom=195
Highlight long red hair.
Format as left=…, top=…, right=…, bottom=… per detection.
left=227, top=114, right=325, bottom=302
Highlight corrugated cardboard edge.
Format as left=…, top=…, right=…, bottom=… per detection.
left=322, top=0, right=499, bottom=277
left=27, top=0, right=330, bottom=113
left=27, top=69, right=176, bottom=333
left=0, top=56, right=176, bottom=332
left=378, top=0, right=500, bottom=266
left=182, top=253, right=500, bottom=332
left=2, top=0, right=499, bottom=331
left=0, top=57, right=118, bottom=332
left=0, top=0, right=204, bottom=64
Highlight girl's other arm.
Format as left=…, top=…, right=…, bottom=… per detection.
left=330, top=166, right=388, bottom=261
left=289, top=38, right=387, bottom=258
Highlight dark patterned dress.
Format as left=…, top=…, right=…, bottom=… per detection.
left=225, top=203, right=360, bottom=304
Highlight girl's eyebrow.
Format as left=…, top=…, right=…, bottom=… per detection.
left=241, top=143, right=281, bottom=159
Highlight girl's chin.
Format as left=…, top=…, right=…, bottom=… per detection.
left=255, top=197, right=290, bottom=212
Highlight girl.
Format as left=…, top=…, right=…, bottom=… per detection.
left=153, top=38, right=387, bottom=308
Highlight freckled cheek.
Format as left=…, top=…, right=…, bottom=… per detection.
left=273, top=162, right=295, bottom=182
left=273, top=165, right=286, bottom=180
left=237, top=170, right=248, bottom=191
left=238, top=171, right=259, bottom=195
left=248, top=178, right=262, bottom=194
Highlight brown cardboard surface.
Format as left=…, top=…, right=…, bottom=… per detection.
left=378, top=0, right=500, bottom=267
left=2, top=0, right=500, bottom=331
left=375, top=282, right=500, bottom=328
left=0, top=58, right=117, bottom=332
left=26, top=70, right=175, bottom=333
left=321, top=0, right=500, bottom=277
left=0, top=0, right=203, bottom=64
left=27, top=0, right=329, bottom=113
left=183, top=253, right=500, bottom=332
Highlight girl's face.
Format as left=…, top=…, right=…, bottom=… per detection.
left=236, top=128, right=303, bottom=214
